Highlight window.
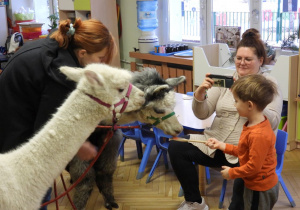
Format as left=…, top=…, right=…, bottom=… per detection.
left=164, top=0, right=300, bottom=48
left=165, top=0, right=201, bottom=44
left=34, top=0, right=58, bottom=34
left=262, top=0, right=299, bottom=46
left=212, top=0, right=249, bottom=44
left=213, top=0, right=299, bottom=47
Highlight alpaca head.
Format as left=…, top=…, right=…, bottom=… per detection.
left=59, top=63, right=145, bottom=113
left=130, top=68, right=186, bottom=136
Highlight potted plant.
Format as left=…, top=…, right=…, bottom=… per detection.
left=47, top=13, right=59, bottom=33
left=281, top=31, right=299, bottom=52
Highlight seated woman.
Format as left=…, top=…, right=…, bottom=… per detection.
left=168, top=28, right=283, bottom=210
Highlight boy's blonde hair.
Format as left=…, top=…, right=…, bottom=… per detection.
left=231, top=74, right=278, bottom=111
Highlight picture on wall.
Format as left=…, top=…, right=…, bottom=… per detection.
left=215, top=26, right=241, bottom=48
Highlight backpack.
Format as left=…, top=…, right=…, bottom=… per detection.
left=6, top=32, right=24, bottom=54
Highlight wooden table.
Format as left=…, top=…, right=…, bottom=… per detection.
left=129, top=51, right=193, bottom=67
left=174, top=93, right=215, bottom=131
left=174, top=93, right=215, bottom=195
left=129, top=52, right=194, bottom=94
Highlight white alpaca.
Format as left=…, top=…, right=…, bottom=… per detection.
left=0, top=63, right=145, bottom=210
left=69, top=68, right=187, bottom=210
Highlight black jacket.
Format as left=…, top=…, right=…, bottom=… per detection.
left=0, top=36, right=79, bottom=152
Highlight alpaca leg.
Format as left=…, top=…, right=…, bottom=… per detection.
left=96, top=171, right=118, bottom=210
left=93, top=129, right=122, bottom=209
left=68, top=156, right=96, bottom=210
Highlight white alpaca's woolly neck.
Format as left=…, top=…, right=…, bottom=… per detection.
left=0, top=89, right=112, bottom=210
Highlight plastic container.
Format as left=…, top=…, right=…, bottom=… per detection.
left=17, top=22, right=44, bottom=39
left=137, top=0, right=158, bottom=31
left=22, top=27, right=42, bottom=33
left=22, top=32, right=42, bottom=39
left=138, top=31, right=158, bottom=53
left=14, top=13, right=34, bottom=21
left=17, top=22, right=43, bottom=33
left=14, top=20, right=34, bottom=32
left=278, top=116, right=287, bottom=130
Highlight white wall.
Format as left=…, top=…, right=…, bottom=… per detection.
left=117, top=0, right=164, bottom=70
left=0, top=6, right=8, bottom=47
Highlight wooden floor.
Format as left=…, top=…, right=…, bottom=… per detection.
left=48, top=140, right=300, bottom=210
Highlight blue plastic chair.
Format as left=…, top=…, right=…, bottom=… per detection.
left=275, top=130, right=296, bottom=207
left=217, top=129, right=296, bottom=209
left=145, top=127, right=184, bottom=183
left=119, top=121, right=143, bottom=161
left=118, top=121, right=157, bottom=180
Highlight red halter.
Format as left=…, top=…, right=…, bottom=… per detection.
left=86, top=83, right=133, bottom=129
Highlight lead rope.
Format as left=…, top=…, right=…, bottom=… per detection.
left=42, top=110, right=176, bottom=209
left=41, top=130, right=114, bottom=209
left=41, top=84, right=134, bottom=209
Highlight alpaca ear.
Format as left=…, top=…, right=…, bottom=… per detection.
left=150, top=84, right=170, bottom=98
left=165, top=76, right=186, bottom=87
left=84, top=70, right=104, bottom=87
left=60, top=66, right=84, bottom=82
left=153, top=84, right=169, bottom=94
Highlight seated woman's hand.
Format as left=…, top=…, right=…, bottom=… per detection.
left=194, top=73, right=214, bottom=101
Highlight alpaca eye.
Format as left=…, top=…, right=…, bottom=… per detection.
left=118, top=88, right=124, bottom=93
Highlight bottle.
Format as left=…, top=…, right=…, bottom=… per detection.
left=137, top=0, right=158, bottom=31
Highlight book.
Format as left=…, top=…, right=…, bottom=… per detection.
left=215, top=26, right=241, bottom=48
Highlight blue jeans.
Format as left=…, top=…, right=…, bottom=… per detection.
left=40, top=187, right=52, bottom=210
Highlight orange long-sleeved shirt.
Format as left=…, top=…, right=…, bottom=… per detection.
left=224, top=117, right=278, bottom=191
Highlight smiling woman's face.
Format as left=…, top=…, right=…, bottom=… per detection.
left=235, top=47, right=263, bottom=77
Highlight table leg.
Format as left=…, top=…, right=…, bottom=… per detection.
left=198, top=165, right=206, bottom=196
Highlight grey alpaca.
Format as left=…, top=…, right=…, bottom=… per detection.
left=68, top=68, right=186, bottom=210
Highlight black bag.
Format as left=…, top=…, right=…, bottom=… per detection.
left=6, top=32, right=24, bottom=54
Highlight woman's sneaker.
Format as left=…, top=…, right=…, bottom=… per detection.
left=177, top=197, right=209, bottom=210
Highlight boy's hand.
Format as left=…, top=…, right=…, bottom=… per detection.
left=205, top=138, right=226, bottom=151
left=221, top=166, right=231, bottom=180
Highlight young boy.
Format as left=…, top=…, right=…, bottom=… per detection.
left=206, top=74, right=279, bottom=210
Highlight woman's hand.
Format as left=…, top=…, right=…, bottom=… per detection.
left=194, top=73, right=214, bottom=101
left=205, top=138, right=226, bottom=151
left=76, top=141, right=98, bottom=161
left=221, top=166, right=231, bottom=180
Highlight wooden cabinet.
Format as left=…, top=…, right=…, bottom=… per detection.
left=288, top=51, right=300, bottom=150
left=129, top=52, right=193, bottom=94
left=58, top=0, right=74, bottom=11
left=74, top=0, right=90, bottom=11
left=58, top=0, right=120, bottom=67
left=58, top=0, right=90, bottom=11
left=59, top=0, right=90, bottom=21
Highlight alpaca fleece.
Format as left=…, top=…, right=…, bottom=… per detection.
left=68, top=68, right=186, bottom=209
left=0, top=63, right=145, bottom=210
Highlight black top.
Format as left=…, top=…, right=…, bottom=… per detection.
left=0, top=36, right=79, bottom=152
